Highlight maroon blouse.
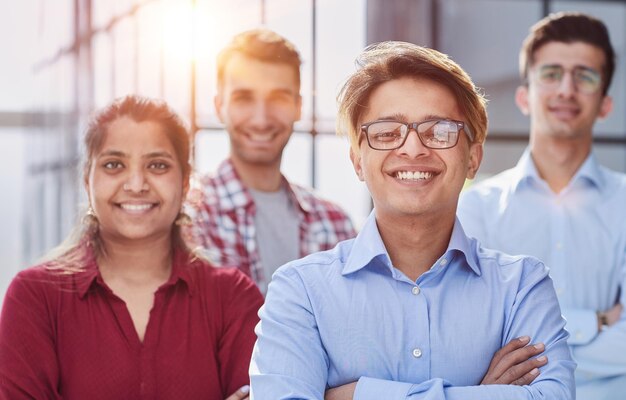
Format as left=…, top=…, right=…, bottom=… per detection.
left=0, top=245, right=263, bottom=400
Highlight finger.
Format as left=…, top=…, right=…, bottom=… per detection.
left=490, top=342, right=545, bottom=379
left=510, top=367, right=540, bottom=386
left=487, top=336, right=531, bottom=373
left=225, top=385, right=250, bottom=400
left=498, top=355, right=548, bottom=385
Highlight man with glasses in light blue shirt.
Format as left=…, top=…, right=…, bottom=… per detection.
left=458, top=12, right=626, bottom=400
left=250, top=41, right=575, bottom=399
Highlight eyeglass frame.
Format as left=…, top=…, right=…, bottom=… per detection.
left=359, top=118, right=474, bottom=151
left=531, top=64, right=603, bottom=94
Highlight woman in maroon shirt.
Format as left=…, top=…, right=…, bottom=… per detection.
left=0, top=95, right=263, bottom=400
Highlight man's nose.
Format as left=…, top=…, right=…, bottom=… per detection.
left=397, top=129, right=430, bottom=157
left=249, top=101, right=271, bottom=127
left=556, top=72, right=577, bottom=97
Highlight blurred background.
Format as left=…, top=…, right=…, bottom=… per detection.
left=1, top=0, right=625, bottom=305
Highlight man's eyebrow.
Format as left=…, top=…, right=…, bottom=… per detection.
left=270, top=88, right=298, bottom=96
left=575, top=65, right=600, bottom=73
left=421, top=114, right=449, bottom=121
left=377, top=113, right=408, bottom=121
left=538, top=63, right=562, bottom=69
left=376, top=113, right=450, bottom=122
left=231, top=88, right=253, bottom=95
left=539, top=63, right=594, bottom=69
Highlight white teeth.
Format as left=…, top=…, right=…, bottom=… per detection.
left=120, top=203, right=153, bottom=211
left=396, top=171, right=433, bottom=180
left=249, top=133, right=273, bottom=142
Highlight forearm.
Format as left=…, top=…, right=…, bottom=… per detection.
left=560, top=307, right=601, bottom=345
left=572, top=320, right=626, bottom=381
left=351, top=376, right=573, bottom=400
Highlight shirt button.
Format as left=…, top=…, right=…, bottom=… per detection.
left=556, top=242, right=563, bottom=250
left=412, top=348, right=422, bottom=358
left=412, top=286, right=421, bottom=295
left=575, top=331, right=583, bottom=340
left=440, top=258, right=448, bottom=266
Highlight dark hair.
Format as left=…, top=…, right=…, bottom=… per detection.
left=337, top=41, right=488, bottom=148
left=519, top=12, right=615, bottom=95
left=216, top=28, right=302, bottom=89
left=84, top=95, right=191, bottom=182
left=43, top=95, right=195, bottom=273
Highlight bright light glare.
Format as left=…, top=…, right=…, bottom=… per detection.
left=162, top=0, right=195, bottom=63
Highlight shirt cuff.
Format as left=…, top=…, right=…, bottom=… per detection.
left=563, top=307, right=598, bottom=345
left=354, top=376, right=413, bottom=400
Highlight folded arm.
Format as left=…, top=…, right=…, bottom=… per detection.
left=251, top=263, right=574, bottom=400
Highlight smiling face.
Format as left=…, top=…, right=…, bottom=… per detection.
left=86, top=117, right=187, bottom=245
left=351, top=77, right=482, bottom=221
left=215, top=52, right=302, bottom=171
left=516, top=41, right=613, bottom=142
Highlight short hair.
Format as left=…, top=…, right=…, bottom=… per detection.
left=216, top=28, right=302, bottom=90
left=337, top=41, right=488, bottom=150
left=519, top=12, right=615, bottom=95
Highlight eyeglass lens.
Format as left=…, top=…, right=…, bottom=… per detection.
left=537, top=65, right=601, bottom=94
left=365, top=120, right=460, bottom=150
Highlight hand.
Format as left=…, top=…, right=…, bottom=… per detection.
left=597, top=303, right=623, bottom=332
left=605, top=303, right=623, bottom=326
left=225, top=385, right=250, bottom=400
left=481, top=336, right=548, bottom=386
left=325, top=382, right=357, bottom=400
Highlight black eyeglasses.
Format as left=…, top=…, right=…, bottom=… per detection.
left=360, top=119, right=473, bottom=151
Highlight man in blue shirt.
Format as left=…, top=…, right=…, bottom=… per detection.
left=250, top=41, right=575, bottom=399
left=458, top=13, right=626, bottom=400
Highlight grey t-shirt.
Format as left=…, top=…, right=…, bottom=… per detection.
left=249, top=187, right=299, bottom=293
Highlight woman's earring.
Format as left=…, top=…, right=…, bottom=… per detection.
left=83, top=206, right=98, bottom=225
left=175, top=211, right=192, bottom=226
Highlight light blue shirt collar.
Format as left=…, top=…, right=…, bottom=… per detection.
left=513, top=148, right=605, bottom=193
left=342, top=211, right=481, bottom=277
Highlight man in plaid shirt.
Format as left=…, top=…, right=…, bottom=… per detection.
left=185, top=29, right=355, bottom=294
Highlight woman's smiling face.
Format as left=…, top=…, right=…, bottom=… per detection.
left=86, top=117, right=187, bottom=245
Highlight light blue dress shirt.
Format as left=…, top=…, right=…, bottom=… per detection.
left=250, top=211, right=575, bottom=399
left=458, top=150, right=626, bottom=400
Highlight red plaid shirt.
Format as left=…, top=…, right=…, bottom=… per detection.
left=184, top=159, right=356, bottom=292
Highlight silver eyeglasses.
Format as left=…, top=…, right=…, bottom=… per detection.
left=360, top=119, right=473, bottom=151
left=534, top=64, right=602, bottom=94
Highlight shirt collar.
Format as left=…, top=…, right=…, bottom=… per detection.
left=571, top=153, right=605, bottom=191
left=76, top=242, right=99, bottom=299
left=214, top=159, right=255, bottom=211
left=342, top=211, right=481, bottom=277
left=77, top=243, right=196, bottom=298
left=342, top=211, right=390, bottom=275
left=215, top=158, right=313, bottom=213
left=511, top=148, right=539, bottom=193
left=513, top=149, right=605, bottom=193
left=168, top=247, right=197, bottom=296
left=448, top=218, right=481, bottom=276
